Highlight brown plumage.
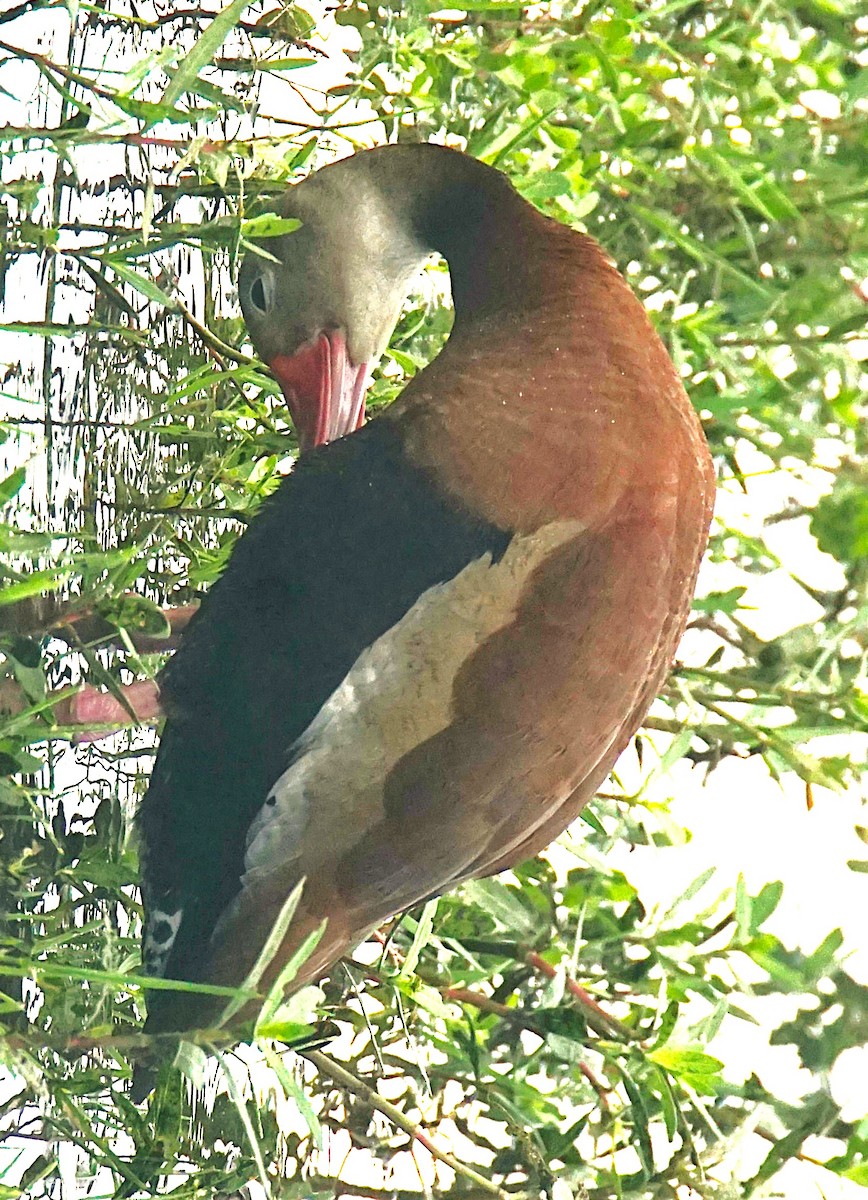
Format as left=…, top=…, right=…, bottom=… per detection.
left=136, top=143, right=714, bottom=1046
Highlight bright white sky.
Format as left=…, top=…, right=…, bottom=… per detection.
left=0, top=4, right=866, bottom=1198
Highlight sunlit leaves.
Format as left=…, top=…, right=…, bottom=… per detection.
left=811, top=481, right=868, bottom=563
left=0, top=0, right=866, bottom=1197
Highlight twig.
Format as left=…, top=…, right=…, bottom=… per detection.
left=442, top=985, right=612, bottom=1107
left=174, top=296, right=252, bottom=366
left=0, top=114, right=402, bottom=148
left=302, top=1049, right=511, bottom=1199
left=110, top=502, right=250, bottom=521
left=363, top=946, right=615, bottom=1108
left=523, top=951, right=641, bottom=1042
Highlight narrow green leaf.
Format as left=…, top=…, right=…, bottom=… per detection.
left=0, top=321, right=146, bottom=341
left=652, top=1000, right=679, bottom=1049
left=657, top=726, right=696, bottom=775
left=620, top=1066, right=655, bottom=1177
left=399, top=897, right=439, bottom=979
left=0, top=954, right=245, bottom=998
left=161, top=0, right=254, bottom=110
left=241, top=214, right=302, bottom=239
left=254, top=922, right=326, bottom=1033
left=105, top=259, right=177, bottom=308
left=258, top=56, right=317, bottom=71
left=0, top=568, right=74, bottom=606
left=0, top=466, right=27, bottom=505
left=656, top=1068, right=679, bottom=1142
left=702, top=999, right=729, bottom=1043
left=663, top=866, right=716, bottom=919
left=735, top=874, right=752, bottom=943
left=218, top=877, right=308, bottom=1028
left=463, top=878, right=540, bottom=938
left=261, top=1044, right=323, bottom=1149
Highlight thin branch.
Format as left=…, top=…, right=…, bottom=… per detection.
left=440, top=984, right=612, bottom=1108
left=363, top=944, right=616, bottom=1109
left=302, top=1050, right=511, bottom=1199
left=523, top=951, right=642, bottom=1042
left=174, top=295, right=254, bottom=366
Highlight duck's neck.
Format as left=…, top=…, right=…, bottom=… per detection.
left=359, top=144, right=557, bottom=330
left=366, top=148, right=696, bottom=536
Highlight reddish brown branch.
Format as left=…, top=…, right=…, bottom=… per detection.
left=524, top=950, right=640, bottom=1042
left=361, top=939, right=615, bottom=1106
left=440, top=983, right=612, bottom=1107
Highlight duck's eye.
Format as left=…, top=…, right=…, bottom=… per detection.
left=246, top=271, right=274, bottom=316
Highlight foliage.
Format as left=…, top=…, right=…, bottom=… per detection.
left=0, top=1, right=866, bottom=1197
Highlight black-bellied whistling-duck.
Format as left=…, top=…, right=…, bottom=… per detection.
left=137, top=143, right=715, bottom=1046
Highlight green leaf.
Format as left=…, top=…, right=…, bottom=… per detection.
left=620, top=1066, right=655, bottom=1177
left=462, top=878, right=540, bottom=938
left=219, top=878, right=307, bottom=1027
left=259, top=56, right=317, bottom=71
left=172, top=1040, right=209, bottom=1089
left=399, top=897, right=439, bottom=978
left=701, top=999, right=729, bottom=1043
left=0, top=466, right=27, bottom=505
left=0, top=568, right=74, bottom=606
left=663, top=867, right=716, bottom=919
left=735, top=874, right=752, bottom=943
left=811, top=483, right=868, bottom=563
left=521, top=171, right=573, bottom=203
left=450, top=1, right=523, bottom=11
left=0, top=524, right=63, bottom=554
left=652, top=1000, right=680, bottom=1049
left=160, top=0, right=254, bottom=111
left=649, top=1045, right=725, bottom=1094
left=843, top=1162, right=868, bottom=1186
left=656, top=1068, right=679, bottom=1142
left=0, top=740, right=43, bottom=774
left=692, top=586, right=748, bottom=614
left=255, top=984, right=324, bottom=1041
left=98, top=593, right=172, bottom=638
left=262, top=1043, right=323, bottom=1149
left=547, top=1033, right=590, bottom=1064
left=751, top=880, right=784, bottom=930
left=656, top=726, right=697, bottom=776
left=105, top=260, right=177, bottom=308
left=108, top=93, right=199, bottom=124
left=394, top=978, right=461, bottom=1021
left=4, top=637, right=44, bottom=705
left=240, top=214, right=303, bottom=239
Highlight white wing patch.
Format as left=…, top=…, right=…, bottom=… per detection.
left=241, top=519, right=583, bottom=892
left=143, top=907, right=183, bottom=977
